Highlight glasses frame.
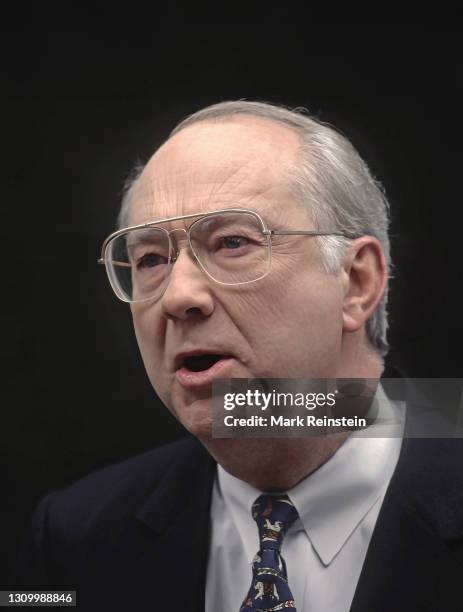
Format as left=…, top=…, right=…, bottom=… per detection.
left=98, top=208, right=357, bottom=303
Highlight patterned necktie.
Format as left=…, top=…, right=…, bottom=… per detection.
left=240, top=494, right=299, bottom=611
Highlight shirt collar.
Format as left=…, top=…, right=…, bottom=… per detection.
left=217, top=385, right=404, bottom=567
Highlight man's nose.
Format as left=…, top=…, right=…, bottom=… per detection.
left=160, top=246, right=215, bottom=321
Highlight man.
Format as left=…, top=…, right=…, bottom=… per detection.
left=17, top=101, right=462, bottom=611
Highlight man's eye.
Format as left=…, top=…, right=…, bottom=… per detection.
left=136, top=253, right=168, bottom=269
left=220, top=235, right=250, bottom=249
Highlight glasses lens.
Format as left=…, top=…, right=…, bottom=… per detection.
left=189, top=211, right=270, bottom=284
left=106, top=228, right=170, bottom=302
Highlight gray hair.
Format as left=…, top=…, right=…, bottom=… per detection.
left=119, top=100, right=391, bottom=356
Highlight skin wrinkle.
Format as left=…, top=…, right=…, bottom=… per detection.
left=205, top=158, right=252, bottom=207
left=130, top=118, right=300, bottom=225
left=128, top=117, right=385, bottom=491
left=130, top=174, right=290, bottom=228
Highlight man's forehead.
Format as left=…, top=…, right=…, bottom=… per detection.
left=127, top=118, right=302, bottom=225
left=158, top=117, right=301, bottom=168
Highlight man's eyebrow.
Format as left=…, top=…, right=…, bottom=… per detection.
left=126, top=230, right=168, bottom=249
left=194, top=214, right=249, bottom=233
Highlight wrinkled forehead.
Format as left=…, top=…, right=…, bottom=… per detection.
left=126, top=119, right=307, bottom=228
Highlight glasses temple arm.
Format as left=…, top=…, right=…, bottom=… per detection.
left=264, top=230, right=356, bottom=238
left=97, top=259, right=132, bottom=267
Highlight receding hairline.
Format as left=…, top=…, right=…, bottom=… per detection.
left=171, top=111, right=304, bottom=135
left=147, top=112, right=305, bottom=172
left=120, top=109, right=333, bottom=231
left=127, top=113, right=307, bottom=217
left=170, top=100, right=330, bottom=139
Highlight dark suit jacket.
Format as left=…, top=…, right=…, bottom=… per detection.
left=16, top=435, right=463, bottom=611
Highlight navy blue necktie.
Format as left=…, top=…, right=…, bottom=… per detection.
left=240, top=494, right=298, bottom=611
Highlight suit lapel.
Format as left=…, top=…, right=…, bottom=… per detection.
left=350, top=483, right=451, bottom=611
left=135, top=439, right=216, bottom=611
left=350, top=437, right=463, bottom=612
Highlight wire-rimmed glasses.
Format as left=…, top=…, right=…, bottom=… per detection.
left=98, top=208, right=354, bottom=303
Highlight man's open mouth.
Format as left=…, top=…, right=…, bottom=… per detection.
left=175, top=351, right=234, bottom=387
left=182, top=354, right=225, bottom=372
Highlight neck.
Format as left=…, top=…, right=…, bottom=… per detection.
left=202, top=433, right=349, bottom=491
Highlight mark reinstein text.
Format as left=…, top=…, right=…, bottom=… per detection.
left=224, top=415, right=367, bottom=428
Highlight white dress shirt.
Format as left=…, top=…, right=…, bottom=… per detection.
left=205, top=387, right=404, bottom=612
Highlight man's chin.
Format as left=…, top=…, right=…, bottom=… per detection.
left=173, top=396, right=214, bottom=440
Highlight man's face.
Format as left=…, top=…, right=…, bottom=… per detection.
left=129, top=118, right=345, bottom=439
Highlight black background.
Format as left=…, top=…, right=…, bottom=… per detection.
left=2, top=25, right=462, bottom=584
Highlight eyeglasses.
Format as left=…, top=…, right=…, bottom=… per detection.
left=98, top=208, right=355, bottom=303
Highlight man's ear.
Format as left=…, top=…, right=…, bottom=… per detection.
left=342, top=236, right=388, bottom=334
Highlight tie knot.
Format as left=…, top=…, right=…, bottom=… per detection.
left=252, top=494, right=298, bottom=550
